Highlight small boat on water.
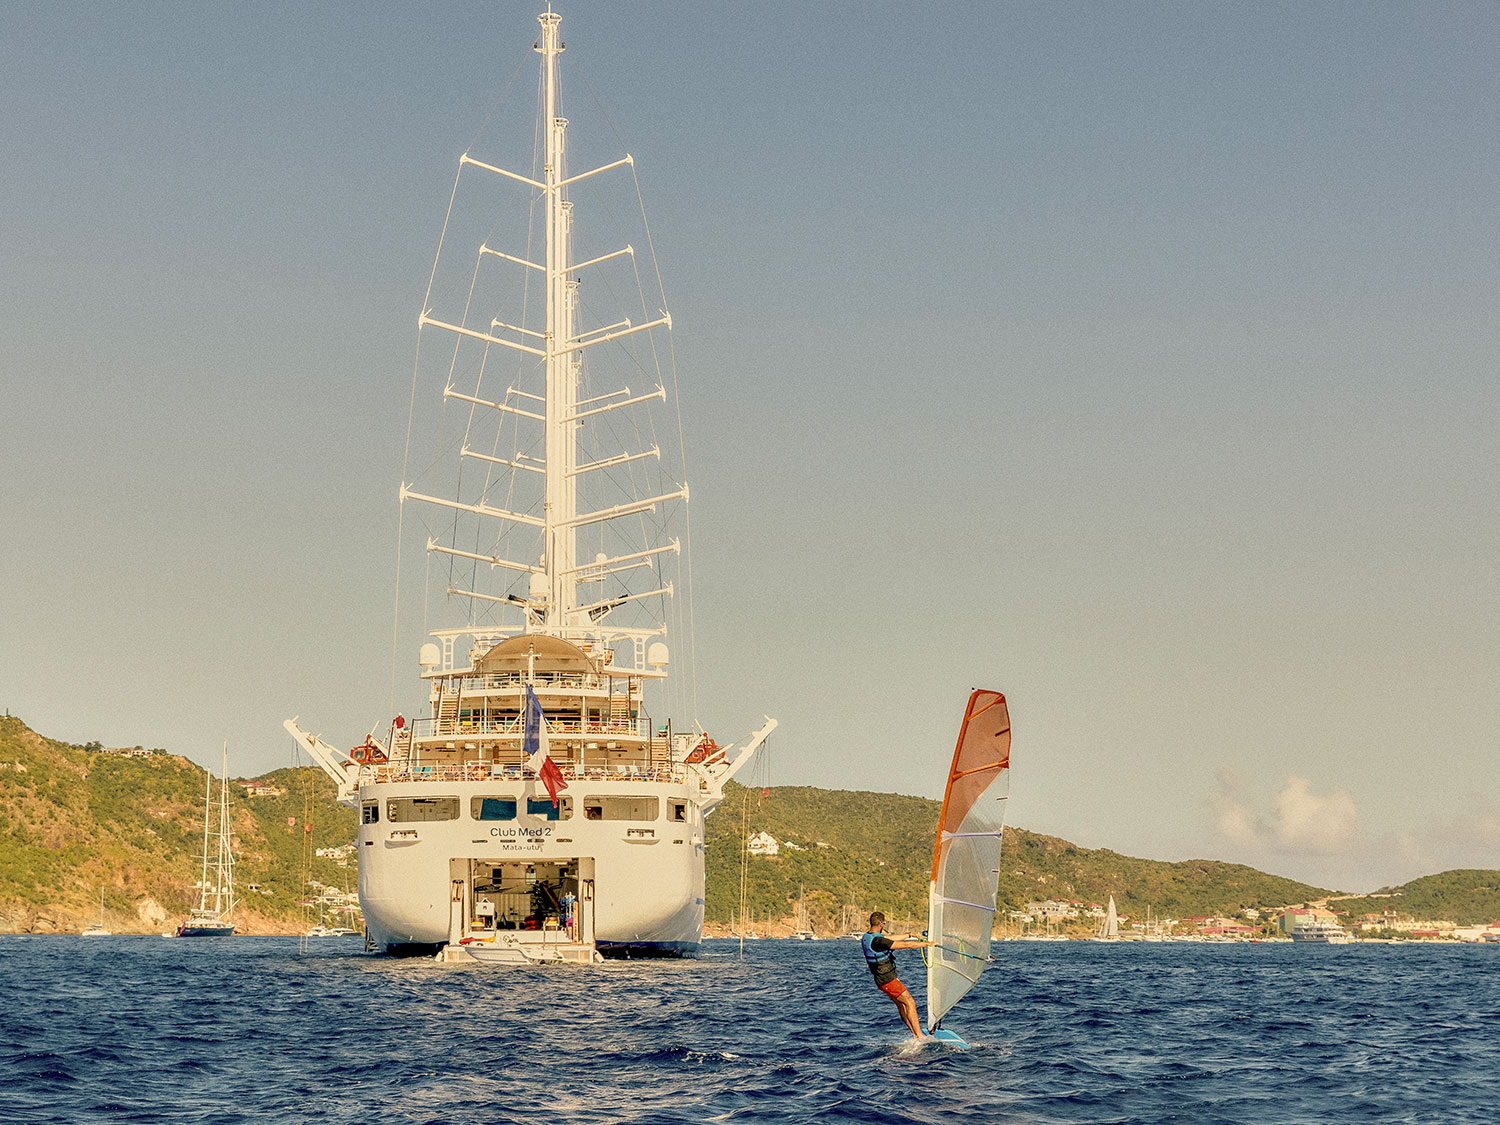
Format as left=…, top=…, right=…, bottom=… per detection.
left=81, top=888, right=111, bottom=937
left=1091, top=896, right=1121, bottom=942
left=1290, top=919, right=1351, bottom=944
left=176, top=741, right=236, bottom=938
left=791, top=885, right=816, bottom=940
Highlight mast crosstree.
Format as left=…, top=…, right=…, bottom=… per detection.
left=411, top=10, right=678, bottom=644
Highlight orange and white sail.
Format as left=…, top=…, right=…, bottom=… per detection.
left=925, top=689, right=1011, bottom=1032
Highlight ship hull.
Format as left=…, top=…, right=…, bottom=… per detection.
left=357, top=776, right=707, bottom=956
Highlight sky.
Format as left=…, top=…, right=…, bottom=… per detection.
left=3, top=2, right=1497, bottom=894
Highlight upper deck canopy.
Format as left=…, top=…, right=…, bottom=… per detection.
left=474, top=634, right=598, bottom=676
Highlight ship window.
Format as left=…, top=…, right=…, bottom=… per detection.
left=521, top=796, right=571, bottom=821
left=527, top=798, right=561, bottom=821
left=387, top=796, right=459, bottom=823
left=472, top=797, right=517, bottom=821
left=669, top=802, right=687, bottom=822
left=361, top=801, right=380, bottom=825
left=584, top=796, right=659, bottom=822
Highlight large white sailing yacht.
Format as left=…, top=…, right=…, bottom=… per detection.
left=287, top=9, right=774, bottom=960
left=176, top=741, right=236, bottom=937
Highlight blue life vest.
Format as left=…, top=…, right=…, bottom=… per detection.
left=862, top=932, right=895, bottom=977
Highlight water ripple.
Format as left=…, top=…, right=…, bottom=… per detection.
left=2, top=938, right=1497, bottom=1123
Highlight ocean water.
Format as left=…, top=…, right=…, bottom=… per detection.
left=2, top=937, right=1496, bottom=1124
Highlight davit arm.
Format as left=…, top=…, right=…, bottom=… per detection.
left=283, top=717, right=362, bottom=809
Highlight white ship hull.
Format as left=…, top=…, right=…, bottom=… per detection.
left=1290, top=924, right=1351, bottom=944
left=358, top=775, right=707, bottom=954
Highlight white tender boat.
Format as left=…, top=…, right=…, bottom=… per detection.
left=286, top=8, right=774, bottom=961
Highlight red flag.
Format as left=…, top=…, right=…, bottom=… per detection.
left=537, top=754, right=567, bottom=806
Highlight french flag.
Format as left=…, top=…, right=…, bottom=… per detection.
left=523, top=685, right=568, bottom=806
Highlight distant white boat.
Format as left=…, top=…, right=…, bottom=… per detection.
left=176, top=741, right=236, bottom=938
left=791, top=884, right=816, bottom=940
left=1091, top=896, right=1120, bottom=942
left=304, top=923, right=360, bottom=938
left=1290, top=919, right=1351, bottom=944
left=81, top=887, right=111, bottom=937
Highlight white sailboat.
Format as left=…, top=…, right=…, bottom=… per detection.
left=1092, top=895, right=1120, bottom=941
left=176, top=741, right=235, bottom=937
left=80, top=887, right=111, bottom=937
left=925, top=690, right=1012, bottom=1047
left=285, top=8, right=775, bottom=961
left=791, top=885, right=816, bottom=940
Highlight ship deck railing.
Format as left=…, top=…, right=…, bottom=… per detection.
left=364, top=762, right=687, bottom=785
left=411, top=716, right=648, bottom=740
left=454, top=671, right=633, bottom=694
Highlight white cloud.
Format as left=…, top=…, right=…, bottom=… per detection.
left=1270, top=776, right=1358, bottom=853
left=1210, top=766, right=1266, bottom=848
left=1211, top=770, right=1358, bottom=856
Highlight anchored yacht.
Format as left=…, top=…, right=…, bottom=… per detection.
left=287, top=9, right=774, bottom=961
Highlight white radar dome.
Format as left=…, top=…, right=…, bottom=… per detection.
left=529, top=572, right=549, bottom=600
left=647, top=642, right=669, bottom=667
left=418, top=643, right=441, bottom=668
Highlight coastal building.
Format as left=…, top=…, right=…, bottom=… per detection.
left=1354, top=911, right=1457, bottom=935
left=748, top=832, right=779, bottom=857
left=1277, top=907, right=1340, bottom=935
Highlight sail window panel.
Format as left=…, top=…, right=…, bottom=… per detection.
left=472, top=797, right=518, bottom=821
left=526, top=798, right=563, bottom=821
left=361, top=801, right=380, bottom=825
left=387, top=796, right=460, bottom=823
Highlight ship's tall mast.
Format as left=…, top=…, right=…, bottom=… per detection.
left=539, top=11, right=576, bottom=627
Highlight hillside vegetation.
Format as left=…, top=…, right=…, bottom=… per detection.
left=1333, top=870, right=1500, bottom=925
left=4, top=715, right=1496, bottom=934
left=704, top=783, right=1338, bottom=932
left=0, top=715, right=356, bottom=933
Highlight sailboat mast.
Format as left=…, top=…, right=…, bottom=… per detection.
left=538, top=10, right=577, bottom=627
left=215, top=739, right=233, bottom=918
left=198, top=759, right=213, bottom=911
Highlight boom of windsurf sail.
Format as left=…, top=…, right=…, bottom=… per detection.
left=925, top=689, right=1011, bottom=1033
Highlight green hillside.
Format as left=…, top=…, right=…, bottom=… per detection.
left=1332, top=870, right=1500, bottom=926
left=703, top=782, right=1338, bottom=933
left=0, top=715, right=356, bottom=933
left=4, top=713, right=1496, bottom=935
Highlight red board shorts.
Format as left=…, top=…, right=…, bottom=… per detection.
left=879, top=978, right=911, bottom=1002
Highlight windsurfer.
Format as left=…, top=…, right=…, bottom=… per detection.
left=861, top=911, right=934, bottom=1039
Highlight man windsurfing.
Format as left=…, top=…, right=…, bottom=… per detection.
left=862, top=911, right=935, bottom=1039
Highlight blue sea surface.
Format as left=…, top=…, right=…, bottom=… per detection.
left=1, top=936, right=1496, bottom=1124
